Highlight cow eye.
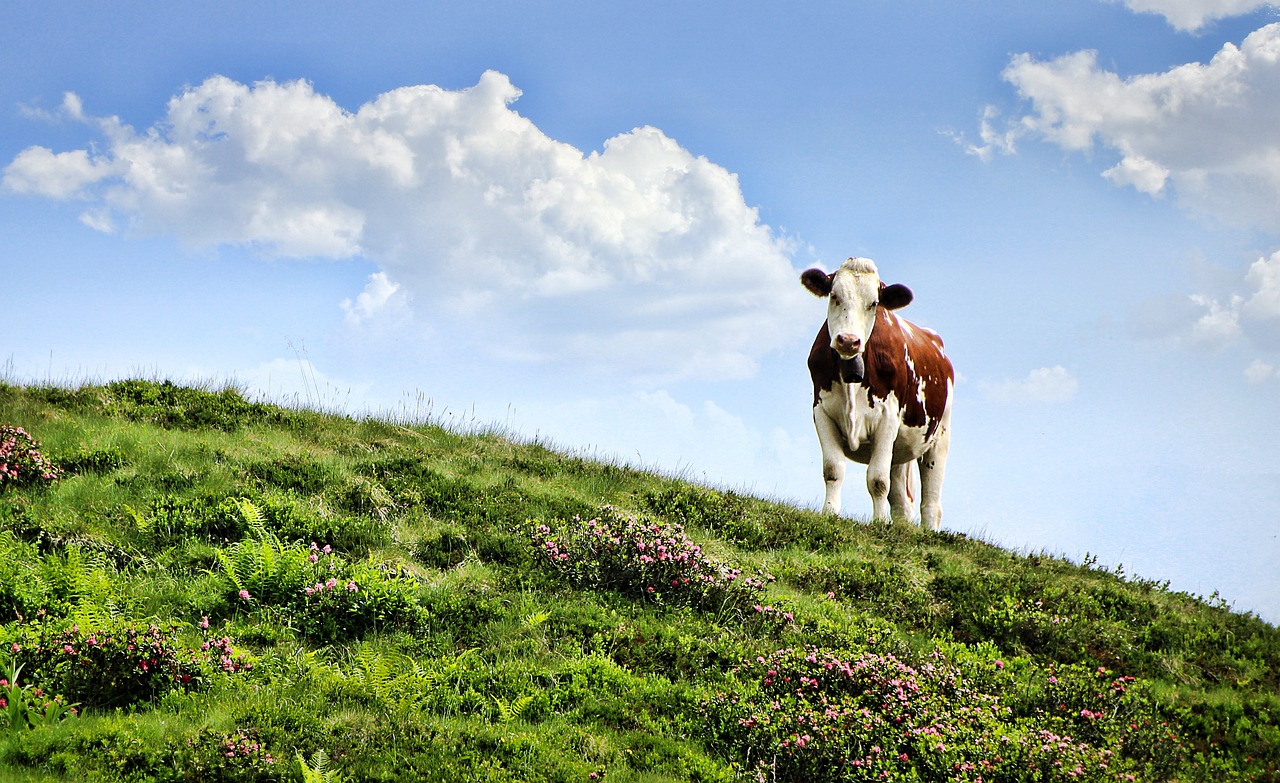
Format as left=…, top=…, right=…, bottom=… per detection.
left=830, top=294, right=841, bottom=305
left=868, top=301, right=879, bottom=310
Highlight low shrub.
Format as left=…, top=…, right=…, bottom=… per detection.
left=1, top=661, right=78, bottom=738
left=4, top=617, right=250, bottom=709
left=215, top=532, right=422, bottom=642
left=0, top=425, right=62, bottom=492
left=57, top=446, right=128, bottom=476
left=530, top=506, right=773, bottom=613
left=703, top=643, right=1200, bottom=783
left=165, top=727, right=282, bottom=783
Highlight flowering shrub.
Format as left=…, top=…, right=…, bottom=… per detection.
left=6, top=617, right=250, bottom=709
left=2, top=662, right=77, bottom=738
left=0, top=425, right=61, bottom=492
left=167, top=727, right=281, bottom=783
left=216, top=535, right=421, bottom=642
left=703, top=645, right=1178, bottom=782
left=530, top=506, right=774, bottom=612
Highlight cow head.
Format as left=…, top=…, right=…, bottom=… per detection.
left=801, top=258, right=913, bottom=382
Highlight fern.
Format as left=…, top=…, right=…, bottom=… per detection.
left=492, top=693, right=537, bottom=724
left=236, top=498, right=269, bottom=538
left=297, top=748, right=347, bottom=783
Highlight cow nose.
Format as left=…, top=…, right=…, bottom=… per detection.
left=833, top=333, right=861, bottom=356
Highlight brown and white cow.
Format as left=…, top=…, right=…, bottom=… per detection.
left=801, top=258, right=953, bottom=530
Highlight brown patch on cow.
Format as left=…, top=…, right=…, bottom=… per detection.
left=807, top=322, right=837, bottom=407
left=865, top=309, right=952, bottom=438
left=808, top=308, right=952, bottom=439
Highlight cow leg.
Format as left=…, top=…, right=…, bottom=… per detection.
left=918, top=407, right=951, bottom=532
left=865, top=427, right=895, bottom=522
left=888, top=462, right=915, bottom=523
left=813, top=408, right=846, bottom=515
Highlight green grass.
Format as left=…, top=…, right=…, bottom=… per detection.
left=1, top=378, right=1277, bottom=782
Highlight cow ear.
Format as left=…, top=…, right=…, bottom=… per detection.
left=801, top=268, right=834, bottom=298
left=880, top=283, right=913, bottom=310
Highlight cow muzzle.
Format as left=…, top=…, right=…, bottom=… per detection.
left=833, top=332, right=861, bottom=357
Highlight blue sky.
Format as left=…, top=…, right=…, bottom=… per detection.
left=4, top=1, right=1279, bottom=622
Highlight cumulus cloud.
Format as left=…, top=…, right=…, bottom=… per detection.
left=4, top=147, right=116, bottom=199
left=1116, top=0, right=1276, bottom=31
left=1182, top=250, right=1280, bottom=350
left=978, top=23, right=1280, bottom=232
left=980, top=366, right=1080, bottom=404
left=2, top=72, right=806, bottom=382
left=1244, top=358, right=1279, bottom=382
left=341, top=272, right=411, bottom=327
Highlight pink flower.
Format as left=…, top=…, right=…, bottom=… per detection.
left=199, top=616, right=210, bottom=630
left=346, top=581, right=358, bottom=592
left=995, top=659, right=1004, bottom=669
left=325, top=578, right=338, bottom=590
left=238, top=590, right=251, bottom=600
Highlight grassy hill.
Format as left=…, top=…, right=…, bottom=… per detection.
left=0, top=378, right=1277, bottom=782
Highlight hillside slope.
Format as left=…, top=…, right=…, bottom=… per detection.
left=1, top=379, right=1277, bottom=782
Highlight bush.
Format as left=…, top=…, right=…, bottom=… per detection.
left=164, top=728, right=283, bottom=783
left=1, top=661, right=78, bottom=738
left=105, top=379, right=294, bottom=431
left=5, top=618, right=250, bottom=709
left=0, top=425, right=62, bottom=492
left=214, top=532, right=422, bottom=642
left=57, top=446, right=128, bottom=476
left=703, top=643, right=1200, bottom=783
left=0, top=532, right=116, bottom=623
left=530, top=506, right=773, bottom=613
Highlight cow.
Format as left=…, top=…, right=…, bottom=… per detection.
left=801, top=257, right=953, bottom=530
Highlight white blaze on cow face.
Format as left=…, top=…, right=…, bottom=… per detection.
left=825, top=258, right=882, bottom=360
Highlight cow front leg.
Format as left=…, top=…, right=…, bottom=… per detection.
left=865, top=430, right=895, bottom=522
left=813, top=408, right=846, bottom=515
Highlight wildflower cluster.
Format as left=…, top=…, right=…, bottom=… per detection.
left=1, top=662, right=77, bottom=737
left=531, top=506, right=773, bottom=611
left=0, top=425, right=61, bottom=492
left=170, top=727, right=280, bottom=783
left=703, top=645, right=1167, bottom=783
left=217, top=536, right=421, bottom=642
left=5, top=617, right=250, bottom=709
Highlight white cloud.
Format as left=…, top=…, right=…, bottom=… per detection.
left=956, top=105, right=1021, bottom=162
left=1243, top=249, right=1280, bottom=321
left=3, top=147, right=115, bottom=198
left=1244, top=358, right=1278, bottom=382
left=1184, top=251, right=1280, bottom=351
left=980, top=366, right=1080, bottom=404
left=1116, top=0, right=1276, bottom=31
left=341, top=272, right=411, bottom=327
left=995, top=23, right=1280, bottom=232
left=1102, top=154, right=1172, bottom=195
left=3, top=72, right=806, bottom=383
left=1187, top=292, right=1246, bottom=346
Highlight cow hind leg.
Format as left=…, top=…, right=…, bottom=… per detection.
left=888, top=462, right=915, bottom=523
left=918, top=410, right=951, bottom=532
